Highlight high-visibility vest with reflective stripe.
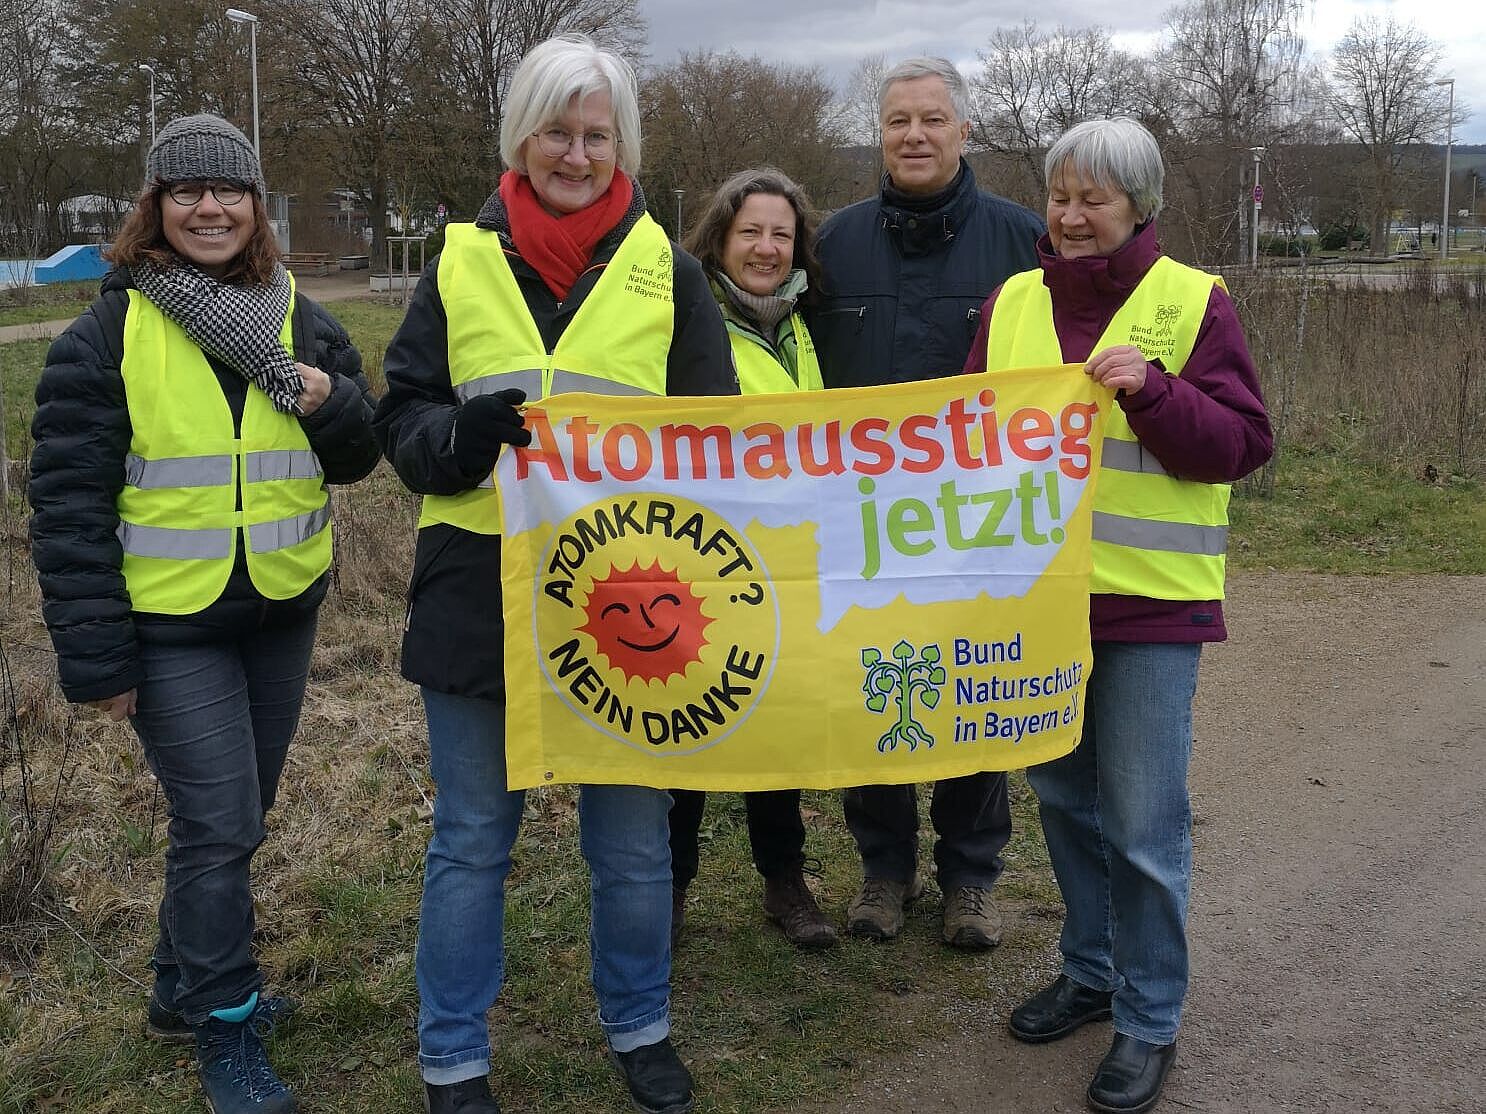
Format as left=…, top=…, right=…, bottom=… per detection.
left=117, top=285, right=331, bottom=615
left=986, top=256, right=1229, bottom=601
left=422, top=215, right=676, bottom=535
left=730, top=313, right=823, bottom=394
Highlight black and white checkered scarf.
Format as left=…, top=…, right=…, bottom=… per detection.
left=134, top=259, right=305, bottom=414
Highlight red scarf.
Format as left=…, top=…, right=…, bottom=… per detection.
left=499, top=169, right=634, bottom=300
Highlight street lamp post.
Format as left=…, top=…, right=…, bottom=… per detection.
left=1433, top=78, right=1454, bottom=259
left=1249, top=147, right=1265, bottom=268
left=673, top=188, right=684, bottom=240
left=226, top=8, right=261, bottom=168
left=138, top=64, right=156, bottom=147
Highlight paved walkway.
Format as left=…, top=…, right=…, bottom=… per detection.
left=0, top=271, right=376, bottom=344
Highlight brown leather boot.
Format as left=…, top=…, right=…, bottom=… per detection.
left=762, top=871, right=838, bottom=950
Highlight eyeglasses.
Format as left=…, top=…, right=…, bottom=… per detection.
left=531, top=127, right=617, bottom=161
left=164, top=182, right=249, bottom=206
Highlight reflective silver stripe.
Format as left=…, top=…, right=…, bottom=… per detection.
left=245, top=449, right=323, bottom=483
left=124, top=452, right=232, bottom=489
left=454, top=369, right=544, bottom=401
left=247, top=504, right=332, bottom=553
left=476, top=476, right=495, bottom=489
left=548, top=369, right=657, bottom=397
left=1101, top=439, right=1170, bottom=477
left=117, top=521, right=234, bottom=560
left=1093, top=512, right=1228, bottom=557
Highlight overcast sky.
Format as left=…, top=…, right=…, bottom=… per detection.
left=638, top=0, right=1485, bottom=144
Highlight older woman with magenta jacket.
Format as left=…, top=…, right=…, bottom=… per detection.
left=666, top=167, right=834, bottom=951
left=965, top=117, right=1272, bottom=1114
left=373, top=34, right=735, bottom=1114
left=29, top=114, right=379, bottom=1114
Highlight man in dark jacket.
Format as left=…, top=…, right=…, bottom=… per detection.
left=812, top=56, right=1044, bottom=950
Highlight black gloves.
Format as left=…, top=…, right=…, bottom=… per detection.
left=452, top=388, right=531, bottom=475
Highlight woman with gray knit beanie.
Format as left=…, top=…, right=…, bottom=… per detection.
left=670, top=167, right=834, bottom=950
left=28, top=113, right=379, bottom=1114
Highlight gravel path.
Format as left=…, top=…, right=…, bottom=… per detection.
left=799, top=572, right=1486, bottom=1113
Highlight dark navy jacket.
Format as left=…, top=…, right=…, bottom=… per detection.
left=811, top=160, right=1044, bottom=388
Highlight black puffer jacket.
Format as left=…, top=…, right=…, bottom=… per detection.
left=811, top=160, right=1044, bottom=388
left=374, top=180, right=736, bottom=700
left=29, top=268, right=380, bottom=703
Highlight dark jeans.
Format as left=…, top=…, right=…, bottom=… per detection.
left=843, top=773, right=1010, bottom=892
left=131, top=615, right=317, bottom=1024
left=668, top=789, right=806, bottom=890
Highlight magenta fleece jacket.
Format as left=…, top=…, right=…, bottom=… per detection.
left=963, top=222, right=1273, bottom=643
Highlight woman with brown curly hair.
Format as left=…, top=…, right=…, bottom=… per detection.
left=667, top=167, right=836, bottom=951
left=28, top=113, right=379, bottom=1114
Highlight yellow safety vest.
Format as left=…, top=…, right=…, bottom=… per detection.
left=423, top=215, right=676, bottom=535
left=730, top=313, right=823, bottom=394
left=986, top=256, right=1230, bottom=601
left=117, top=284, right=331, bottom=615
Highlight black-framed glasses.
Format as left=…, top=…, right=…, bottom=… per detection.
left=164, top=182, right=249, bottom=206
left=531, top=127, right=617, bottom=161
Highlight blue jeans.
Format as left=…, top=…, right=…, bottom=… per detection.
left=130, top=616, right=317, bottom=1024
left=1027, top=641, right=1201, bottom=1045
left=416, top=689, right=673, bottom=1086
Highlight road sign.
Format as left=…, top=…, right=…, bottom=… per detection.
left=1253, top=184, right=1264, bottom=205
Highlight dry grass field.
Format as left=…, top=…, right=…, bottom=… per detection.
left=1, top=268, right=1483, bottom=1111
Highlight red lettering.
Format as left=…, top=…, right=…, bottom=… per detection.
left=797, top=421, right=846, bottom=477
left=514, top=409, right=568, bottom=481
left=602, top=423, right=653, bottom=481
left=1007, top=407, right=1054, bottom=462
left=567, top=414, right=601, bottom=482
left=660, top=424, right=735, bottom=480
left=1058, top=402, right=1097, bottom=481
left=849, top=417, right=894, bottom=476
left=977, top=389, right=1003, bottom=466
left=742, top=423, right=791, bottom=479
left=898, top=414, right=945, bottom=474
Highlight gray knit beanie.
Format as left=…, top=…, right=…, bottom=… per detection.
left=147, top=113, right=265, bottom=196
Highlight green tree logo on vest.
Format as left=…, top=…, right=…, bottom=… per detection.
left=1154, top=303, right=1181, bottom=329
left=535, top=494, right=779, bottom=754
left=861, top=641, right=946, bottom=753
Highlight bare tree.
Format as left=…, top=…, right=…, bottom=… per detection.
left=412, top=0, right=645, bottom=219
left=840, top=52, right=887, bottom=150
left=1, top=0, right=87, bottom=257
left=1154, top=0, right=1311, bottom=262
left=641, top=51, right=849, bottom=229
left=971, top=23, right=1146, bottom=201
left=1328, top=16, right=1454, bottom=253
left=266, top=0, right=429, bottom=262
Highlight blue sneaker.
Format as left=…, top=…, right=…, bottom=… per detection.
left=193, top=1016, right=297, bottom=1114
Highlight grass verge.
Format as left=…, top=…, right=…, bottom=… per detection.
left=0, top=282, right=97, bottom=328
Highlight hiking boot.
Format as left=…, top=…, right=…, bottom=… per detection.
left=424, top=1076, right=502, bottom=1113
left=941, top=885, right=1003, bottom=950
left=670, top=886, right=686, bottom=948
left=845, top=875, right=924, bottom=941
left=610, top=1036, right=695, bottom=1114
left=762, top=871, right=837, bottom=950
left=148, top=993, right=299, bottom=1045
left=193, top=1016, right=297, bottom=1114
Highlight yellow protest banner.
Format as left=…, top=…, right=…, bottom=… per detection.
left=497, top=367, right=1109, bottom=791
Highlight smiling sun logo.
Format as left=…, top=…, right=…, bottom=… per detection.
left=577, top=560, right=714, bottom=683
left=535, top=494, right=779, bottom=754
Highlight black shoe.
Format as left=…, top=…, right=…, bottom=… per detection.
left=610, top=1037, right=695, bottom=1114
left=424, top=1076, right=501, bottom=1114
left=1009, top=975, right=1113, bottom=1044
left=670, top=887, right=686, bottom=949
left=1086, top=1034, right=1177, bottom=1114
